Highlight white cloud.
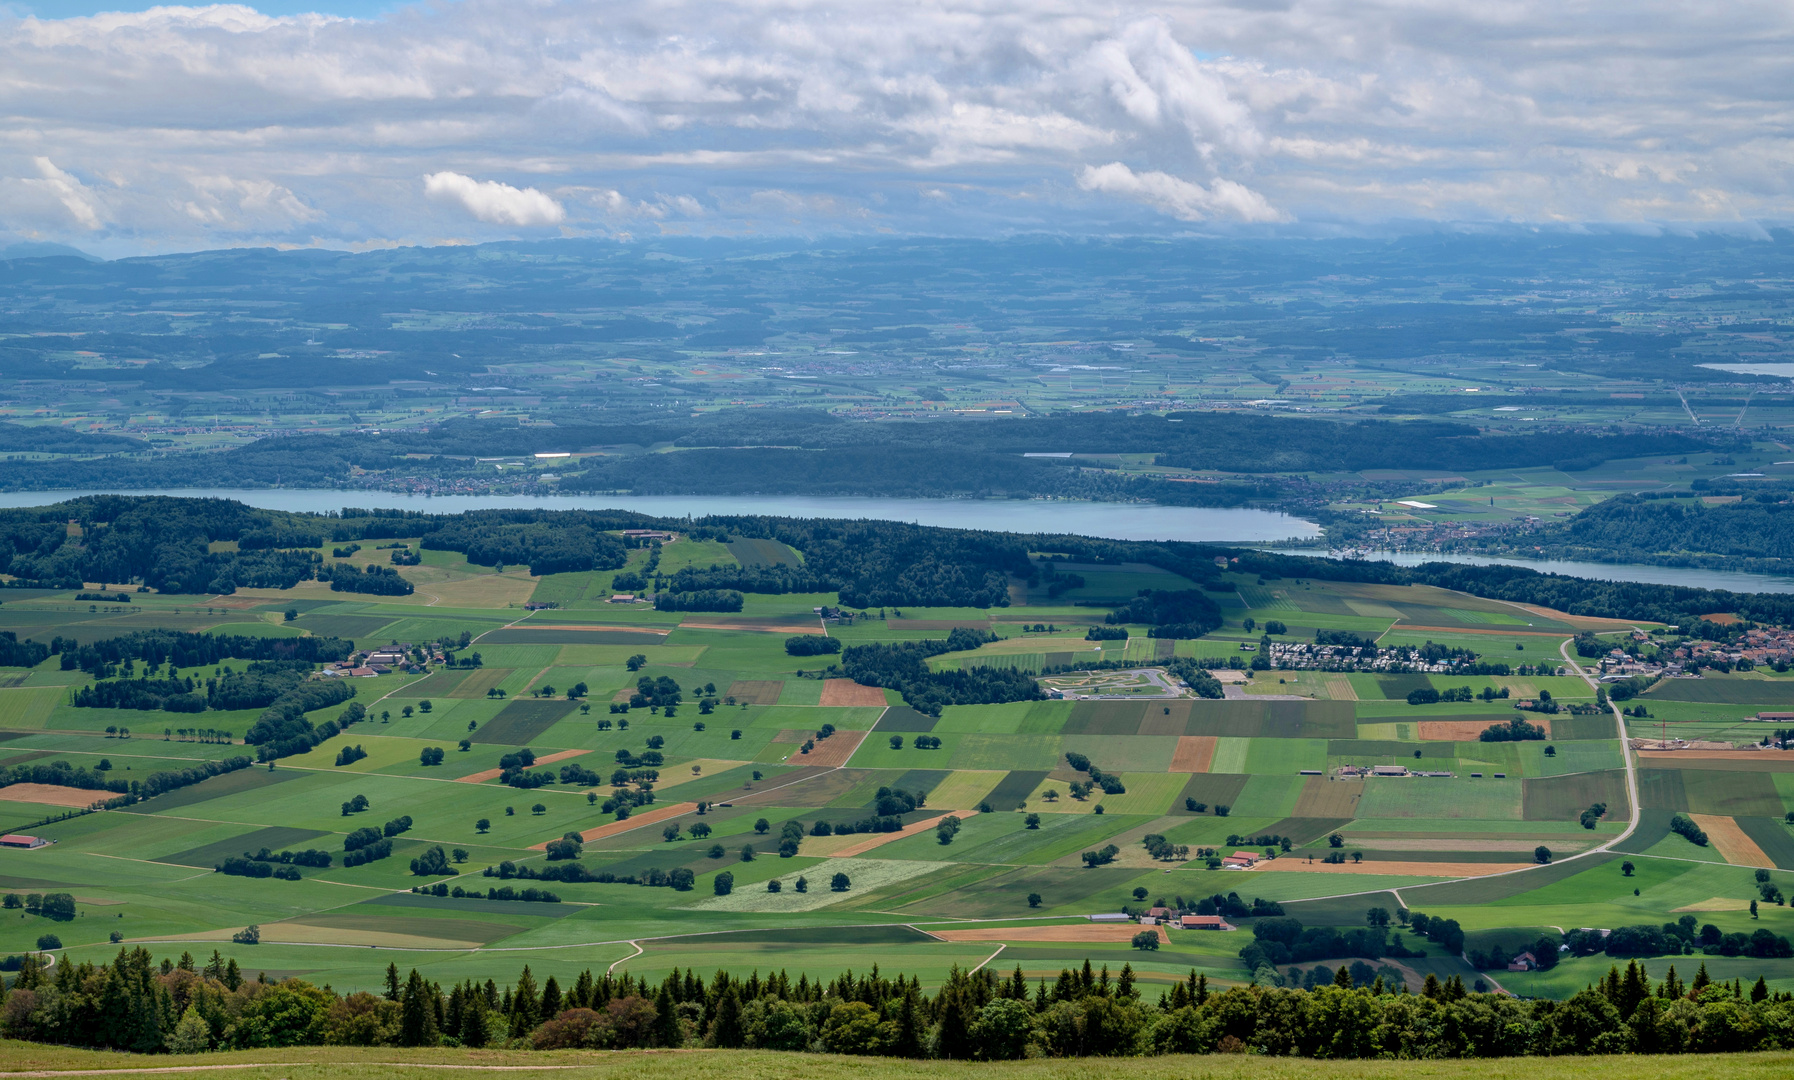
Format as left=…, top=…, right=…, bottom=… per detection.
left=21, top=157, right=102, bottom=230
left=1077, top=162, right=1285, bottom=223
left=0, top=1, right=1787, bottom=251
left=423, top=172, right=565, bottom=226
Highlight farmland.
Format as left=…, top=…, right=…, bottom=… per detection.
left=0, top=504, right=1790, bottom=1018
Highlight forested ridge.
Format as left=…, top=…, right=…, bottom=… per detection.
left=1512, top=491, right=1794, bottom=567
left=1, top=495, right=1792, bottom=625
left=0, top=409, right=1714, bottom=508
left=5, top=947, right=1794, bottom=1058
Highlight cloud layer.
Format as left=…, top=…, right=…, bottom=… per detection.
left=0, top=1, right=1789, bottom=252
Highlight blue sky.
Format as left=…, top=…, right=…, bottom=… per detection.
left=1, top=1, right=1789, bottom=256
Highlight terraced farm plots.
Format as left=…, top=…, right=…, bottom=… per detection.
left=0, top=541, right=1789, bottom=1000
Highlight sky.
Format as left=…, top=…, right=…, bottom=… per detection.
left=0, top=0, right=1790, bottom=256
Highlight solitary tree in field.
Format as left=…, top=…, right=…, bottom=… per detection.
left=531, top=803, right=547, bottom=816
left=889, top=735, right=904, bottom=750
left=475, top=818, right=490, bottom=833
left=1027, top=893, right=1042, bottom=908
left=1535, top=846, right=1552, bottom=864
left=830, top=872, right=851, bottom=892
left=754, top=818, right=770, bottom=834
left=1622, top=861, right=1635, bottom=877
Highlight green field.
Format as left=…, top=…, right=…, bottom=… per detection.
left=0, top=546, right=1788, bottom=1019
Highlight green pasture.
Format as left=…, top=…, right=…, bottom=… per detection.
left=2, top=556, right=1792, bottom=1002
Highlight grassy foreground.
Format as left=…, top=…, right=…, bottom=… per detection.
left=0, top=1044, right=1790, bottom=1079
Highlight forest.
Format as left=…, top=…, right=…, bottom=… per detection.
left=0, top=407, right=1720, bottom=510
left=1517, top=491, right=1794, bottom=568
left=5, top=946, right=1793, bottom=1058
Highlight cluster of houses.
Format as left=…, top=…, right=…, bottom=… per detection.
left=1672, top=625, right=1794, bottom=670
left=1102, top=907, right=1237, bottom=931
left=1260, top=641, right=1471, bottom=674
left=322, top=643, right=441, bottom=678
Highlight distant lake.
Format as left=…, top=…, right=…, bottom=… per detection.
left=1264, top=548, right=1794, bottom=596
left=0, top=489, right=1322, bottom=544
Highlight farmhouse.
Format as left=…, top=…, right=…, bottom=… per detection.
left=0, top=834, right=48, bottom=849
left=1507, top=951, right=1538, bottom=971
left=610, top=594, right=638, bottom=604
left=1222, top=851, right=1260, bottom=869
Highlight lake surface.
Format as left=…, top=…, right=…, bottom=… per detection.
left=1264, top=548, right=1794, bottom=596
left=0, top=489, right=1321, bottom=544
left=10, top=486, right=1794, bottom=594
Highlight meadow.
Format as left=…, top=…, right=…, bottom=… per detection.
left=0, top=529, right=1790, bottom=1007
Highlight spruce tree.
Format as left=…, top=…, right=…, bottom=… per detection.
left=710, top=984, right=745, bottom=1048
left=509, top=966, right=541, bottom=1038
left=652, top=982, right=681, bottom=1047
left=400, top=969, right=439, bottom=1047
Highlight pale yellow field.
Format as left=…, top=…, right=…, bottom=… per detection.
left=924, top=770, right=1005, bottom=811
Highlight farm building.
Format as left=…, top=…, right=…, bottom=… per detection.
left=1180, top=914, right=1232, bottom=930
left=0, top=834, right=48, bottom=849
left=1088, top=912, right=1130, bottom=923
left=1222, top=851, right=1259, bottom=869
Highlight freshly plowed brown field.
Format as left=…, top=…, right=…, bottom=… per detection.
left=821, top=679, right=888, bottom=706
left=1170, top=735, right=1216, bottom=772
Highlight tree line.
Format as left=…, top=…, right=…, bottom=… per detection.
left=7, top=948, right=1794, bottom=1058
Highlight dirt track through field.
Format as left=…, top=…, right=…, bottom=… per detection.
left=514, top=625, right=667, bottom=636
left=0, top=783, right=108, bottom=808
left=537, top=801, right=699, bottom=848
left=1254, top=860, right=1532, bottom=877
left=1688, top=813, right=1774, bottom=868
left=455, top=749, right=589, bottom=785
left=1640, top=750, right=1781, bottom=761
left=1418, top=719, right=1549, bottom=740
left=925, top=923, right=1164, bottom=945
left=682, top=620, right=821, bottom=634
left=821, top=679, right=887, bottom=706
left=770, top=729, right=865, bottom=768
left=1170, top=735, right=1216, bottom=773
left=830, top=811, right=979, bottom=857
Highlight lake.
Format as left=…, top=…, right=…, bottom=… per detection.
left=0, top=489, right=1321, bottom=544
left=12, top=487, right=1794, bottom=595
